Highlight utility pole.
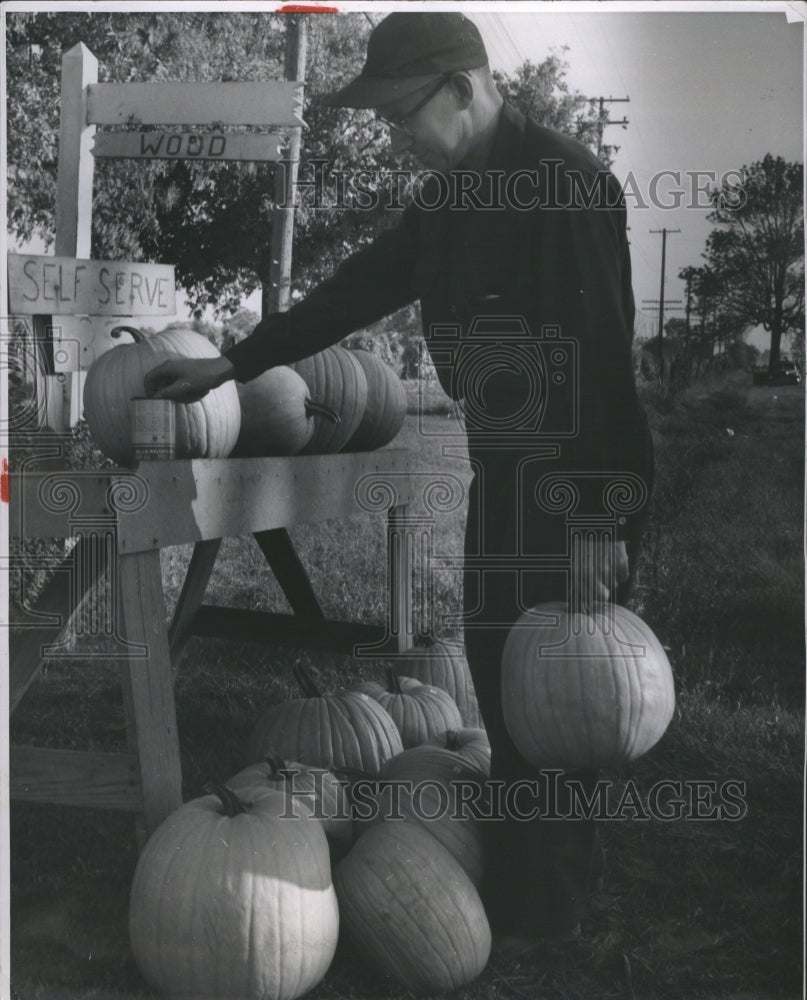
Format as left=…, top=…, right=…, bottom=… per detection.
left=266, top=15, right=307, bottom=317
left=590, top=95, right=630, bottom=161
left=648, top=228, right=681, bottom=385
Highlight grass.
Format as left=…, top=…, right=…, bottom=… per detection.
left=8, top=372, right=805, bottom=1000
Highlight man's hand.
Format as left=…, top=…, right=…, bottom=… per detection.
left=569, top=537, right=630, bottom=613
left=143, top=356, right=236, bottom=403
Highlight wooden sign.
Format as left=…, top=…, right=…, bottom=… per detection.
left=87, top=81, right=304, bottom=127
left=8, top=255, right=176, bottom=316
left=92, top=131, right=285, bottom=162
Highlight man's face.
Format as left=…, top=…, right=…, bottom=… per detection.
left=374, top=76, right=464, bottom=171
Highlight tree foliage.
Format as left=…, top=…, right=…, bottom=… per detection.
left=705, top=155, right=804, bottom=368
left=8, top=12, right=622, bottom=320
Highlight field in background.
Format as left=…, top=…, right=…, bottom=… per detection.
left=9, top=373, right=805, bottom=1000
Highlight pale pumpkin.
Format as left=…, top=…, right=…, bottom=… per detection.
left=83, top=325, right=240, bottom=466
left=292, top=347, right=368, bottom=453
left=334, top=821, right=491, bottom=992
left=342, top=349, right=406, bottom=452
left=352, top=669, right=463, bottom=748
left=227, top=751, right=353, bottom=859
left=233, top=365, right=339, bottom=456
left=501, top=602, right=676, bottom=771
left=129, top=783, right=339, bottom=1000
left=248, top=665, right=403, bottom=775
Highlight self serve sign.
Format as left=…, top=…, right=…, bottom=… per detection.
left=7, top=255, right=176, bottom=315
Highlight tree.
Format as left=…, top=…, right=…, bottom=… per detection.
left=8, top=12, right=625, bottom=319
left=706, top=155, right=804, bottom=369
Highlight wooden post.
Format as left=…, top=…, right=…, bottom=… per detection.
left=264, top=16, right=307, bottom=316
left=50, top=43, right=97, bottom=431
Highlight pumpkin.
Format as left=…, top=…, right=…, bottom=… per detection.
left=424, top=727, right=491, bottom=776
left=501, top=602, right=676, bottom=771
left=366, top=743, right=488, bottom=887
left=233, top=366, right=339, bottom=456
left=83, top=325, right=240, bottom=467
left=334, top=821, right=491, bottom=992
left=395, top=637, right=484, bottom=729
left=248, top=664, right=403, bottom=775
left=292, top=347, right=368, bottom=453
left=342, top=349, right=406, bottom=452
left=227, top=751, right=353, bottom=860
left=352, top=669, right=463, bottom=748
left=129, top=783, right=339, bottom=1000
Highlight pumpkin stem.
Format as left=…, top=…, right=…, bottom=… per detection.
left=110, top=325, right=145, bottom=344
left=263, top=751, right=288, bottom=779
left=387, top=666, right=403, bottom=694
left=293, top=663, right=322, bottom=699
left=444, top=730, right=461, bottom=751
left=305, top=399, right=341, bottom=424
left=204, top=782, right=248, bottom=817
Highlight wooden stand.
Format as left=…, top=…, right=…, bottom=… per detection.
left=9, top=451, right=417, bottom=837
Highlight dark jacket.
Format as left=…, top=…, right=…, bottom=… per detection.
left=225, top=103, right=654, bottom=536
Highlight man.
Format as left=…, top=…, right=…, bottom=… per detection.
left=146, top=12, right=654, bottom=951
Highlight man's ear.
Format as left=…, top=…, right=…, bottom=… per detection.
left=448, top=71, right=474, bottom=111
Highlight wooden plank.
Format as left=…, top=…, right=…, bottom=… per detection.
left=55, top=42, right=96, bottom=259
left=115, top=453, right=415, bottom=553
left=9, top=746, right=142, bottom=811
left=190, top=606, right=387, bottom=654
left=10, top=452, right=416, bottom=547
left=93, top=131, right=284, bottom=162
left=253, top=528, right=324, bottom=619
left=168, top=537, right=222, bottom=671
left=9, top=536, right=108, bottom=712
left=8, top=255, right=176, bottom=316
left=87, top=81, right=304, bottom=127
left=117, top=549, right=183, bottom=834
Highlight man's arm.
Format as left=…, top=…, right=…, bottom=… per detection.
left=146, top=209, right=420, bottom=400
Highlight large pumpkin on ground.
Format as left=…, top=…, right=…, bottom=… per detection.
left=233, top=366, right=339, bottom=456
left=501, top=602, right=676, bottom=771
left=292, top=347, right=368, bottom=453
left=342, top=349, right=406, bottom=452
left=248, top=665, right=403, bottom=775
left=352, top=669, right=463, bottom=748
left=83, top=325, right=240, bottom=466
left=395, top=637, right=483, bottom=729
left=129, top=783, right=339, bottom=1000
left=424, top=727, right=491, bottom=776
left=334, top=821, right=491, bottom=992
left=227, top=751, right=353, bottom=860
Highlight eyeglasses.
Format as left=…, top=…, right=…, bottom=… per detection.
left=375, top=75, right=452, bottom=137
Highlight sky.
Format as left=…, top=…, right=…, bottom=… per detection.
left=466, top=6, right=805, bottom=347
left=6, top=1, right=805, bottom=351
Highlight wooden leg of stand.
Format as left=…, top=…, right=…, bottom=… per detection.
left=253, top=528, right=325, bottom=619
left=168, top=538, right=222, bottom=673
left=117, top=548, right=183, bottom=841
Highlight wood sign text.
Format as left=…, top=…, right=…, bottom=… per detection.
left=8, top=255, right=176, bottom=316
left=93, top=131, right=285, bottom=162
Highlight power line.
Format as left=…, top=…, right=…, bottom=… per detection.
left=647, top=228, right=681, bottom=385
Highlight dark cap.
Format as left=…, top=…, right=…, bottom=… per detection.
left=322, top=13, right=488, bottom=109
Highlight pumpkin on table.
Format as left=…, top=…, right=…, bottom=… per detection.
left=248, top=664, right=403, bottom=775
left=129, top=783, right=339, bottom=1000
left=233, top=365, right=340, bottom=456
left=501, top=601, right=676, bottom=771
left=342, top=348, right=407, bottom=452
left=291, top=347, right=368, bottom=454
left=334, top=821, right=491, bottom=992
left=83, top=325, right=240, bottom=467
left=352, top=668, right=463, bottom=748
